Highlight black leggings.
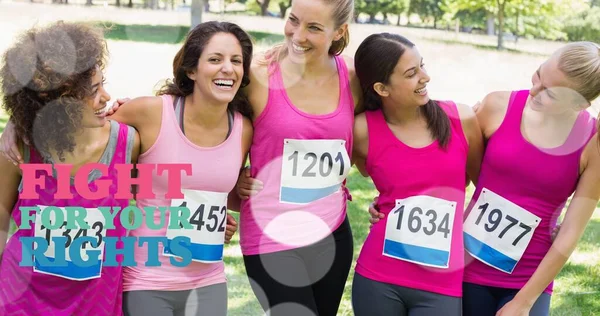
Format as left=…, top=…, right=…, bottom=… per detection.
left=463, top=282, right=551, bottom=316
left=243, top=216, right=353, bottom=316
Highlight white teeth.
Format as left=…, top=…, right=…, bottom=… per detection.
left=94, top=104, right=108, bottom=115
left=214, top=79, right=234, bottom=87
left=415, top=87, right=427, bottom=94
left=293, top=43, right=310, bottom=52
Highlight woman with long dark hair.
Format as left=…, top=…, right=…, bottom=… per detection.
left=351, top=32, right=483, bottom=316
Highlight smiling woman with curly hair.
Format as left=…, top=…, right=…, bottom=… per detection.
left=0, top=21, right=140, bottom=315
left=1, top=21, right=109, bottom=161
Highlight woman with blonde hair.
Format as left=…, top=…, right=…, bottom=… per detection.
left=235, top=0, right=362, bottom=314
left=460, top=41, right=600, bottom=316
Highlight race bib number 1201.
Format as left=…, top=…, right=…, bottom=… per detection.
left=280, top=139, right=350, bottom=204
left=463, top=188, right=541, bottom=274
left=383, top=196, right=456, bottom=269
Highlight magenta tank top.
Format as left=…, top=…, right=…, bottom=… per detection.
left=0, top=121, right=132, bottom=315
left=463, top=90, right=597, bottom=294
left=123, top=95, right=244, bottom=291
left=240, top=55, right=355, bottom=255
left=355, top=102, right=469, bottom=297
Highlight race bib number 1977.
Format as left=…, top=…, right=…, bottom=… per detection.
left=463, top=188, right=541, bottom=274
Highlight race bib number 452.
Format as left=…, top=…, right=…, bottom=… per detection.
left=383, top=196, right=456, bottom=269
left=463, top=188, right=541, bottom=274
left=33, top=206, right=106, bottom=281
left=280, top=139, right=350, bottom=204
left=163, top=189, right=228, bottom=263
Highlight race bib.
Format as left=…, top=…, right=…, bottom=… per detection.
left=280, top=139, right=350, bottom=204
left=163, top=189, right=228, bottom=263
left=33, top=206, right=106, bottom=281
left=464, top=188, right=541, bottom=274
left=383, top=196, right=456, bottom=268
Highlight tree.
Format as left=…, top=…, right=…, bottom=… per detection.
left=355, top=0, right=395, bottom=23
left=409, top=0, right=444, bottom=28
left=394, top=0, right=411, bottom=25
left=256, top=0, right=271, bottom=16
left=278, top=0, right=292, bottom=19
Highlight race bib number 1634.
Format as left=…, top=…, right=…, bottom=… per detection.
left=383, top=196, right=456, bottom=269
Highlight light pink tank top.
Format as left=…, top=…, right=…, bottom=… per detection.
left=240, top=55, right=355, bottom=255
left=123, top=95, right=244, bottom=291
left=463, top=90, right=597, bottom=294
left=355, top=102, right=469, bottom=297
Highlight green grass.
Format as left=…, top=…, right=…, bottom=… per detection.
left=224, top=168, right=600, bottom=315
left=2, top=107, right=599, bottom=314
left=93, top=22, right=285, bottom=46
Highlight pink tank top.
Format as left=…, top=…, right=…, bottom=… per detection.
left=240, top=55, right=355, bottom=255
left=123, top=95, right=244, bottom=292
left=463, top=90, right=597, bottom=294
left=355, top=102, right=469, bottom=297
left=0, top=121, right=132, bottom=315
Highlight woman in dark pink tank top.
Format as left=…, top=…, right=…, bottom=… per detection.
left=351, top=33, right=484, bottom=316
left=0, top=21, right=140, bottom=315
left=234, top=0, right=362, bottom=315
left=460, top=43, right=600, bottom=316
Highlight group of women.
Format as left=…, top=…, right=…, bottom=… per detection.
left=0, top=0, right=599, bottom=315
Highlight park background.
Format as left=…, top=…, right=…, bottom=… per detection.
left=0, top=0, right=599, bottom=314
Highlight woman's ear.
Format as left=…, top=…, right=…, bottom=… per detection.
left=373, top=82, right=389, bottom=97
left=187, top=70, right=196, bottom=81
left=333, top=23, right=348, bottom=42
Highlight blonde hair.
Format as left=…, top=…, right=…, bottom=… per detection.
left=259, top=0, right=353, bottom=67
left=558, top=41, right=600, bottom=103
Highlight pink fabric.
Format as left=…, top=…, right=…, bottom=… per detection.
left=463, top=90, right=597, bottom=294
left=239, top=55, right=355, bottom=255
left=123, top=95, right=243, bottom=291
left=355, top=102, right=469, bottom=297
left=0, top=123, right=131, bottom=315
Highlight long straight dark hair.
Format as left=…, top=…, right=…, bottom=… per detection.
left=354, top=33, right=450, bottom=148
left=157, top=21, right=253, bottom=118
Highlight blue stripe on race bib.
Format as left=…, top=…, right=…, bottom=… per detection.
left=281, top=184, right=341, bottom=204
left=163, top=239, right=224, bottom=262
left=464, top=233, right=517, bottom=273
left=383, top=239, right=449, bottom=267
left=34, top=257, right=102, bottom=280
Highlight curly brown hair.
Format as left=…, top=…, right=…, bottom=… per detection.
left=157, top=21, right=254, bottom=118
left=0, top=21, right=108, bottom=161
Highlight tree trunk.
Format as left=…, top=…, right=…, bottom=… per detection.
left=257, top=0, right=271, bottom=16
left=116, top=0, right=120, bottom=7
left=369, top=13, right=376, bottom=23
left=515, top=9, right=519, bottom=37
left=86, top=0, right=93, bottom=5
left=497, top=0, right=505, bottom=50
left=128, top=0, right=133, bottom=7
left=191, top=0, right=203, bottom=28
left=433, top=16, right=437, bottom=29
left=279, top=0, right=292, bottom=19
left=397, top=13, right=401, bottom=26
